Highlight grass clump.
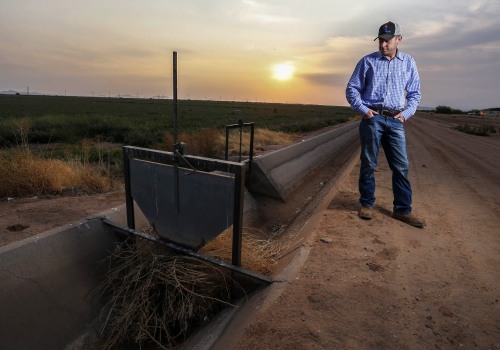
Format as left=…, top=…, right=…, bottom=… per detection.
left=454, top=123, right=494, bottom=136
left=96, top=239, right=235, bottom=350
left=0, top=151, right=75, bottom=197
left=0, top=149, right=116, bottom=198
left=200, top=227, right=277, bottom=275
left=161, top=128, right=225, bottom=159
left=96, top=224, right=295, bottom=349
left=0, top=117, right=119, bottom=198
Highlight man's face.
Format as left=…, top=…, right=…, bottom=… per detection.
left=378, top=36, right=402, bottom=58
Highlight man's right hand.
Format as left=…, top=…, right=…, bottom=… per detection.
left=363, top=109, right=379, bottom=119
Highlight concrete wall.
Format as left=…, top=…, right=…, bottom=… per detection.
left=248, top=121, right=360, bottom=200
left=0, top=205, right=138, bottom=350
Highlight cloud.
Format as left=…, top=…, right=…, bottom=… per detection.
left=240, top=0, right=297, bottom=24
left=242, top=13, right=294, bottom=23
left=1, top=0, right=499, bottom=109
left=299, top=73, right=345, bottom=87
left=409, top=20, right=500, bottom=53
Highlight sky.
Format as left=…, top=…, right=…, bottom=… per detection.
left=1, top=0, right=499, bottom=111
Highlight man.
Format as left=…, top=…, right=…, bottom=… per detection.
left=345, top=21, right=425, bottom=228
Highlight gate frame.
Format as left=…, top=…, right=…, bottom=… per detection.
left=122, top=145, right=245, bottom=266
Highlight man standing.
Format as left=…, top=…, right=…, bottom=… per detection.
left=346, top=21, right=425, bottom=228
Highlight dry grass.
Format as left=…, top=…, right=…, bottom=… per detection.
left=96, top=239, right=236, bottom=350
left=0, top=151, right=74, bottom=197
left=159, top=128, right=294, bottom=159
left=0, top=149, right=115, bottom=197
left=224, top=128, right=294, bottom=155
left=200, top=226, right=298, bottom=275
left=0, top=118, right=117, bottom=198
left=161, top=129, right=225, bottom=158
left=96, top=224, right=301, bottom=348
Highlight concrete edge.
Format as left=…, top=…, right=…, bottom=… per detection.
left=248, top=121, right=359, bottom=200
left=0, top=203, right=147, bottom=350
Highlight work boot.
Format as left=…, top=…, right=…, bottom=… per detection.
left=392, top=212, right=426, bottom=228
left=358, top=206, right=373, bottom=220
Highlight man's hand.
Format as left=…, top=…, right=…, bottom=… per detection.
left=394, top=113, right=405, bottom=123
left=363, top=109, right=378, bottom=119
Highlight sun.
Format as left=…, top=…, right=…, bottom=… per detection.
left=272, top=63, right=294, bottom=81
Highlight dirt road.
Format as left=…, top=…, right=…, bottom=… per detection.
left=214, top=114, right=500, bottom=349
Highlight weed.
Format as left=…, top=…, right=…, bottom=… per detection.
left=0, top=118, right=118, bottom=197
left=454, top=123, right=491, bottom=136
left=96, top=240, right=234, bottom=350
left=0, top=149, right=117, bottom=197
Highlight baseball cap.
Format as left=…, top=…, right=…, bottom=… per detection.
left=374, top=21, right=402, bottom=41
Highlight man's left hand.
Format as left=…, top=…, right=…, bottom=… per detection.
left=395, top=113, right=405, bottom=123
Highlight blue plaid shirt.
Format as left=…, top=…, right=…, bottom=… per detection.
left=346, top=50, right=421, bottom=120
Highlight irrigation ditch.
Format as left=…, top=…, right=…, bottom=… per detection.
left=0, top=120, right=360, bottom=350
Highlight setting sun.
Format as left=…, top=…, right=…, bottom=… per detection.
left=272, top=63, right=294, bottom=81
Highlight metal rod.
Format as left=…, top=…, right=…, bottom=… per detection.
left=123, top=147, right=135, bottom=229
left=173, top=51, right=180, bottom=213
left=249, top=123, right=254, bottom=176
left=173, top=51, right=178, bottom=145
left=225, top=126, right=229, bottom=160
left=239, top=122, right=243, bottom=162
left=232, top=165, right=244, bottom=266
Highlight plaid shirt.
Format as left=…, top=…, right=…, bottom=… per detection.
left=346, top=50, right=421, bottom=120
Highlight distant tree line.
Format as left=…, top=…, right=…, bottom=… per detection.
left=435, top=105, right=464, bottom=114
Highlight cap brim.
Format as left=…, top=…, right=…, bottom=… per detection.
left=374, top=34, right=395, bottom=41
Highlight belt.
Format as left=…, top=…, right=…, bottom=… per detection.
left=368, top=107, right=401, bottom=117
left=379, top=109, right=401, bottom=117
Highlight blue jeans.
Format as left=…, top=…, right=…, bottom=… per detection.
left=359, top=115, right=412, bottom=214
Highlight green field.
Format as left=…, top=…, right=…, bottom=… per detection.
left=0, top=94, right=354, bottom=148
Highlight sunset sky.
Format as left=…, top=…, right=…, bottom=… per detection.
left=1, top=0, right=499, bottom=110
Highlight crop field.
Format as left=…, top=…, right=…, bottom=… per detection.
left=0, top=94, right=353, bottom=148
left=0, top=94, right=354, bottom=198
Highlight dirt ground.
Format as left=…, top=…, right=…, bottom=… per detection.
left=214, top=114, right=500, bottom=350
left=0, top=190, right=125, bottom=246
left=1, top=113, right=499, bottom=349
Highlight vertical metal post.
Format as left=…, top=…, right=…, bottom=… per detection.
left=225, top=126, right=230, bottom=160
left=232, top=165, right=245, bottom=266
left=173, top=51, right=178, bottom=145
left=238, top=119, right=243, bottom=162
left=123, top=148, right=135, bottom=229
left=173, top=51, right=180, bottom=213
left=249, top=123, right=254, bottom=176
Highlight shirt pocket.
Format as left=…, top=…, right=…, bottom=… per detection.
left=395, top=70, right=408, bottom=85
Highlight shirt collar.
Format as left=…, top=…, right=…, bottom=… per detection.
left=376, top=50, right=404, bottom=61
